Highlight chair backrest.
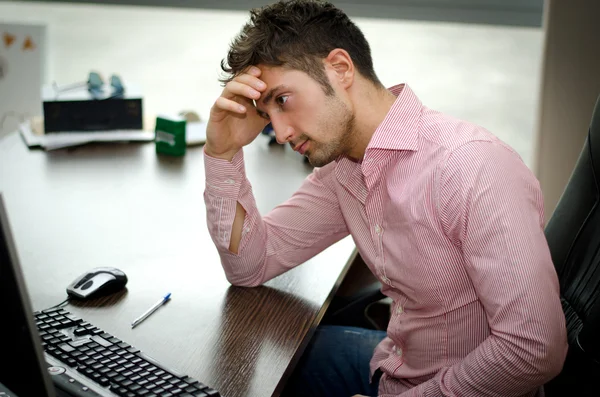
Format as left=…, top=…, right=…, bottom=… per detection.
left=545, top=94, right=600, bottom=355
left=544, top=94, right=600, bottom=395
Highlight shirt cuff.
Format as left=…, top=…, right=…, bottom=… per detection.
left=204, top=148, right=246, bottom=198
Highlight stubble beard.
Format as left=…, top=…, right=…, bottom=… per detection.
left=305, top=96, right=356, bottom=167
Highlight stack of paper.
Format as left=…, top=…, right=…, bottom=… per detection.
left=19, top=122, right=154, bottom=150
left=18, top=120, right=207, bottom=151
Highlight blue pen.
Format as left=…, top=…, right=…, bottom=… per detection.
left=131, top=293, right=171, bottom=328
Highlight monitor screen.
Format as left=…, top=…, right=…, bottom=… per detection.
left=0, top=195, right=54, bottom=397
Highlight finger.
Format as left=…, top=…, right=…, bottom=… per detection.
left=233, top=72, right=267, bottom=93
left=214, top=96, right=247, bottom=114
left=244, top=65, right=262, bottom=78
left=223, top=80, right=262, bottom=101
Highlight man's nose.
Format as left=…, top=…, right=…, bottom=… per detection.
left=272, top=120, right=294, bottom=144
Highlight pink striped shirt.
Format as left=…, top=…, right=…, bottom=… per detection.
left=204, top=84, right=567, bottom=396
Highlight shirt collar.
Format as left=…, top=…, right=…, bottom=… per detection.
left=366, top=83, right=422, bottom=152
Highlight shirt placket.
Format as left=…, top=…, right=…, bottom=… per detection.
left=364, top=166, right=390, bottom=286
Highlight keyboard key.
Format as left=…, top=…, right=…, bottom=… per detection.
left=74, top=327, right=91, bottom=336
left=128, top=384, right=142, bottom=392
left=68, top=338, right=92, bottom=348
left=91, top=335, right=113, bottom=347
left=58, top=343, right=75, bottom=353
left=65, top=313, right=82, bottom=322
left=76, top=355, right=90, bottom=362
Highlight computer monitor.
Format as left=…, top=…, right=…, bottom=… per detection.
left=0, top=194, right=55, bottom=397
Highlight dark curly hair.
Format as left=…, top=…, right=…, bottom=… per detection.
left=220, top=0, right=381, bottom=94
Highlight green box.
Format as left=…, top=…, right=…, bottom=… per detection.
left=155, top=115, right=186, bottom=156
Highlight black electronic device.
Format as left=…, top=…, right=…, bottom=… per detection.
left=42, top=81, right=143, bottom=133
left=66, top=267, right=128, bottom=300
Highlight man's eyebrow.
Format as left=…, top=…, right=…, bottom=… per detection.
left=261, top=85, right=285, bottom=106
left=255, top=84, right=286, bottom=119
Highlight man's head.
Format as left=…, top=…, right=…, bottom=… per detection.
left=220, top=0, right=381, bottom=93
left=221, top=0, right=383, bottom=166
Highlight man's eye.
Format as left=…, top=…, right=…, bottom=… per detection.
left=275, top=95, right=288, bottom=106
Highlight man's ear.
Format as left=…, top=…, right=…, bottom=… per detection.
left=325, top=48, right=354, bottom=89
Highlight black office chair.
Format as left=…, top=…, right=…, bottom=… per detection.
left=322, top=254, right=388, bottom=330
left=543, top=94, right=600, bottom=396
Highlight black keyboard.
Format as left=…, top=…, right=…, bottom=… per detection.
left=34, top=308, right=220, bottom=397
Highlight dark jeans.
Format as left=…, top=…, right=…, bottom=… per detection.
left=282, top=325, right=388, bottom=397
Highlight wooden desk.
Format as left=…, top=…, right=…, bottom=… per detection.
left=0, top=131, right=356, bottom=397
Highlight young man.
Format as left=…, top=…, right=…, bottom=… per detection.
left=203, top=1, right=568, bottom=396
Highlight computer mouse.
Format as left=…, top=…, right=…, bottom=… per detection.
left=66, top=267, right=128, bottom=300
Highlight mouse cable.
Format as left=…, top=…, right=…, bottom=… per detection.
left=42, top=296, right=71, bottom=312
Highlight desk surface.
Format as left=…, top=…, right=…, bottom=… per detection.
left=0, top=131, right=356, bottom=397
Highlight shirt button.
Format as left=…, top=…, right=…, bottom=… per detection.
left=225, top=179, right=235, bottom=185
left=396, top=346, right=403, bottom=357
left=374, top=224, right=382, bottom=234
left=244, top=227, right=251, bottom=233
left=382, top=276, right=391, bottom=284
left=396, top=304, right=404, bottom=314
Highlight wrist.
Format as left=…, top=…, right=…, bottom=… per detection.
left=204, top=144, right=239, bottom=162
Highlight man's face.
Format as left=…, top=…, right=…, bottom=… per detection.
left=254, top=65, right=356, bottom=167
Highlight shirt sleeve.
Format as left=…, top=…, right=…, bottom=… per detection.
left=398, top=140, right=567, bottom=397
left=203, top=148, right=349, bottom=287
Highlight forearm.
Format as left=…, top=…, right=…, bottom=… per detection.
left=204, top=150, right=349, bottom=287
left=229, top=202, right=246, bottom=254
left=204, top=148, right=269, bottom=286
